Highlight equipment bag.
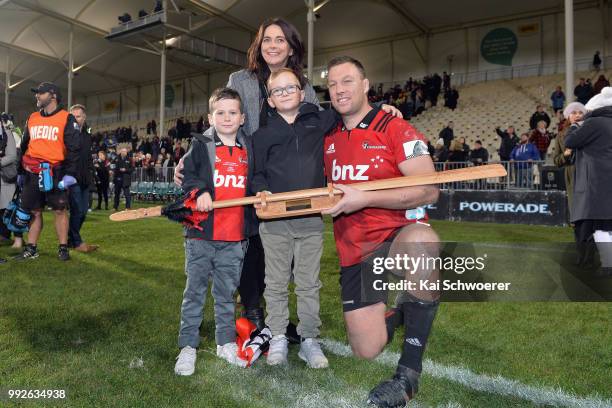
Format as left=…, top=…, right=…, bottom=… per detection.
left=3, top=190, right=31, bottom=233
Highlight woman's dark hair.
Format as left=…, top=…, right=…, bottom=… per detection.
left=247, top=17, right=305, bottom=82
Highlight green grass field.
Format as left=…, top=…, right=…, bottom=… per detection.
left=1, top=208, right=611, bottom=407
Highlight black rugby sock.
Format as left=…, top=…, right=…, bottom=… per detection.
left=398, top=300, right=438, bottom=372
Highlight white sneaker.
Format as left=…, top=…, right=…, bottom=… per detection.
left=174, top=346, right=197, bottom=376
left=216, top=342, right=247, bottom=368
left=298, top=338, right=329, bottom=368
left=266, top=334, right=289, bottom=366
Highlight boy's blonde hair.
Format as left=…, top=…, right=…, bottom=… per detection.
left=266, top=68, right=304, bottom=93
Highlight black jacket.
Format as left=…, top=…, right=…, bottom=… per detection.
left=251, top=102, right=338, bottom=194
left=76, top=124, right=95, bottom=187
left=439, top=127, right=454, bottom=147
left=113, top=155, right=133, bottom=187
left=469, top=147, right=489, bottom=165
left=496, top=128, right=519, bottom=160
left=20, top=106, right=81, bottom=177
left=529, top=111, right=551, bottom=130
left=564, top=106, right=612, bottom=222
left=182, top=127, right=257, bottom=239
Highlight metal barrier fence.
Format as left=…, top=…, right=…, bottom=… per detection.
left=433, top=160, right=558, bottom=191
left=126, top=161, right=559, bottom=194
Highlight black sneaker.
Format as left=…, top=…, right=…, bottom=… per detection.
left=0, top=258, right=6, bottom=264
left=13, top=244, right=39, bottom=261
left=367, top=365, right=419, bottom=408
left=58, top=246, right=70, bottom=261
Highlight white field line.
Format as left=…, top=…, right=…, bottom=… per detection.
left=198, top=348, right=461, bottom=408
left=321, top=338, right=612, bottom=408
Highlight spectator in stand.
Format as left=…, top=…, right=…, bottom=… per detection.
left=173, top=140, right=185, bottom=163
left=469, top=140, right=489, bottom=166
left=438, top=121, right=454, bottom=148
left=593, top=50, right=602, bottom=71
left=151, top=136, right=160, bottom=161
left=550, top=86, right=566, bottom=114
left=196, top=115, right=204, bottom=134
left=511, top=133, right=540, bottom=188
left=162, top=152, right=174, bottom=181
left=146, top=121, right=152, bottom=135
left=431, top=73, right=442, bottom=106
left=448, top=137, right=470, bottom=163
left=151, top=119, right=157, bottom=135
left=176, top=117, right=185, bottom=139
left=554, top=102, right=586, bottom=219
left=444, top=87, right=459, bottom=110
left=529, top=105, right=551, bottom=130
left=442, top=71, right=451, bottom=92
left=495, top=125, right=519, bottom=161
left=432, top=139, right=448, bottom=163
left=593, top=74, right=610, bottom=95
left=93, top=150, right=110, bottom=210
left=529, top=120, right=554, bottom=160
left=574, top=78, right=593, bottom=104
left=113, top=148, right=132, bottom=211
left=131, top=128, right=139, bottom=151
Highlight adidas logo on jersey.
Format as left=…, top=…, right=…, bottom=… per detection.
left=331, top=159, right=369, bottom=181
left=326, top=143, right=335, bottom=154
left=214, top=170, right=246, bottom=188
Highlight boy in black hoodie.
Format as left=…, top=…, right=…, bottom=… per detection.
left=252, top=68, right=338, bottom=369
left=174, top=88, right=255, bottom=375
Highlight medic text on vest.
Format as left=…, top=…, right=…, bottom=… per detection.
left=29, top=125, right=60, bottom=141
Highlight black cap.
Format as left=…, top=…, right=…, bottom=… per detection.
left=31, top=82, right=62, bottom=101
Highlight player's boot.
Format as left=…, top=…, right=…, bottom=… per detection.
left=367, top=365, right=419, bottom=408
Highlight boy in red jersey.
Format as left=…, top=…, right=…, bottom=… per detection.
left=174, top=88, right=256, bottom=375
left=322, top=56, right=440, bottom=408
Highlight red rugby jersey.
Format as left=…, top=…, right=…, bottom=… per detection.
left=212, top=142, right=248, bottom=241
left=323, top=108, right=430, bottom=267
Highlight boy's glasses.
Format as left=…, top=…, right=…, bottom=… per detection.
left=269, top=84, right=301, bottom=97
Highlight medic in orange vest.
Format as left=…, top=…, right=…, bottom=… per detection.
left=14, top=82, right=81, bottom=262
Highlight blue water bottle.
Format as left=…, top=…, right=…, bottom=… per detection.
left=38, top=163, right=53, bottom=192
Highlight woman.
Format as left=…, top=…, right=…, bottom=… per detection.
left=448, top=137, right=469, bottom=163
left=553, top=102, right=586, bottom=219
left=227, top=18, right=319, bottom=135
left=94, top=151, right=110, bottom=210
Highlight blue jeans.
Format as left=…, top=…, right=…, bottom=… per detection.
left=68, top=184, right=89, bottom=247
left=178, top=239, right=247, bottom=348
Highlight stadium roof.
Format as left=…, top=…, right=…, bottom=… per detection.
left=0, top=0, right=600, bottom=110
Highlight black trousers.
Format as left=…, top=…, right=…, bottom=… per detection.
left=238, top=234, right=265, bottom=310
left=97, top=181, right=109, bottom=209
left=574, top=219, right=612, bottom=265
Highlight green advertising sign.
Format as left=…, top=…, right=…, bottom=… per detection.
left=480, top=28, right=518, bottom=66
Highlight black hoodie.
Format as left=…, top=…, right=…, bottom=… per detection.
left=251, top=102, right=338, bottom=194
left=565, top=106, right=612, bottom=222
